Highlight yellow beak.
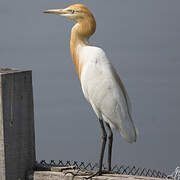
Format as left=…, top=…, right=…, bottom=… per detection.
left=43, top=9, right=67, bottom=15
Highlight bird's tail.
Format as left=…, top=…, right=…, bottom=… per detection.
left=102, top=109, right=138, bottom=143
left=118, top=114, right=138, bottom=143
left=105, top=114, right=138, bottom=143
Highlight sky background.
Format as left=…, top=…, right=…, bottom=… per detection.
left=0, top=0, right=180, bottom=175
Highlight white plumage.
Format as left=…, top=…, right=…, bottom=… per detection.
left=79, top=46, right=137, bottom=143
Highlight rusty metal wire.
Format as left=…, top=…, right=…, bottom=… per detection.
left=35, top=160, right=167, bottom=178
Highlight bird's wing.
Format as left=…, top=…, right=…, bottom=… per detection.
left=110, top=65, right=132, bottom=114
left=80, top=46, right=137, bottom=143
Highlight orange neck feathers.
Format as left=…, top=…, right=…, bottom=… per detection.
left=70, top=8, right=96, bottom=78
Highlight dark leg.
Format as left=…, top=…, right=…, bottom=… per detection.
left=105, top=122, right=113, bottom=171
left=98, top=119, right=107, bottom=173
left=85, top=119, right=107, bottom=179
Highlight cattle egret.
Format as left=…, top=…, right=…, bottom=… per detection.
left=44, top=4, right=138, bottom=177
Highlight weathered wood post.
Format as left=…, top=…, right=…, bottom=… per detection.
left=0, top=69, right=36, bottom=180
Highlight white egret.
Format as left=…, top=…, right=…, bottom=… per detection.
left=44, top=4, right=138, bottom=176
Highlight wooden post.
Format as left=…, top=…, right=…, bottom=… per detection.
left=0, top=69, right=36, bottom=180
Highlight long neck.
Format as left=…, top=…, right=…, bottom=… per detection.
left=70, top=18, right=96, bottom=78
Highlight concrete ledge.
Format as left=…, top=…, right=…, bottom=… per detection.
left=28, top=171, right=165, bottom=180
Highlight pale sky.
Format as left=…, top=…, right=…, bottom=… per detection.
left=0, top=0, right=180, bottom=174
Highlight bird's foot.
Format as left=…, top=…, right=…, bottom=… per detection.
left=64, top=169, right=93, bottom=180
left=64, top=168, right=112, bottom=180
left=84, top=170, right=112, bottom=179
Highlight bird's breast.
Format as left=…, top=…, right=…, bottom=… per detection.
left=78, top=46, right=111, bottom=103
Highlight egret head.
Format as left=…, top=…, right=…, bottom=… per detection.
left=44, top=4, right=95, bottom=23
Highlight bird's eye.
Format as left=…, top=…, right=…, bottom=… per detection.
left=72, top=10, right=75, bottom=14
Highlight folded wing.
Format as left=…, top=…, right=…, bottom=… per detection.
left=80, top=46, right=138, bottom=143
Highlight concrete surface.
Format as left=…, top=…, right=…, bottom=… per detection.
left=28, top=171, right=166, bottom=180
